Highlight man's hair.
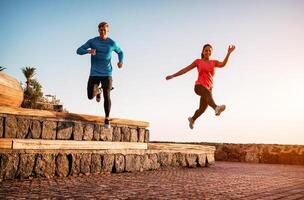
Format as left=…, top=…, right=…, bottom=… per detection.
left=98, top=22, right=109, bottom=29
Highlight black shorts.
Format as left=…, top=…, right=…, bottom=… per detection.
left=87, top=76, right=112, bottom=99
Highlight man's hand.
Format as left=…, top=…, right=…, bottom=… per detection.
left=117, top=62, right=123, bottom=68
left=88, top=49, right=96, bottom=55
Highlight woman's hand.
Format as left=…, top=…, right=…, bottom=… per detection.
left=228, top=45, right=236, bottom=54
left=166, top=75, right=174, bottom=80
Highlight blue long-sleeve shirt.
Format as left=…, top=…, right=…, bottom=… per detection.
left=77, top=37, right=124, bottom=77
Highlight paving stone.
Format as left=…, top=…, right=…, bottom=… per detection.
left=1, top=162, right=304, bottom=199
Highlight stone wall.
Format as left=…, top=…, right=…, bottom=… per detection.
left=201, top=143, right=304, bottom=165
left=0, top=150, right=213, bottom=181
left=0, top=114, right=149, bottom=143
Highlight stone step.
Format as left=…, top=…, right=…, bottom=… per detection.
left=0, top=147, right=215, bottom=180
left=0, top=106, right=149, bottom=143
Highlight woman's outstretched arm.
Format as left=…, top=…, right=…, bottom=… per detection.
left=166, top=61, right=196, bottom=80
left=216, top=45, right=236, bottom=68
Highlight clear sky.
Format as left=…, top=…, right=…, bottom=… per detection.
left=1, top=0, right=304, bottom=144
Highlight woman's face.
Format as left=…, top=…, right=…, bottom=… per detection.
left=202, top=46, right=212, bottom=59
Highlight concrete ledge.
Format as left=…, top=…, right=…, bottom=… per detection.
left=0, top=139, right=148, bottom=150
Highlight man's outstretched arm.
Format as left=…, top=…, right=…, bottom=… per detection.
left=77, top=40, right=91, bottom=55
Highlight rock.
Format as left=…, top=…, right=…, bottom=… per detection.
left=130, top=128, right=138, bottom=142
left=138, top=128, right=145, bottom=142
left=149, top=154, right=160, bottom=170
left=57, top=122, right=73, bottom=140
left=245, top=152, right=260, bottom=163
left=0, top=117, right=3, bottom=138
left=198, top=154, right=207, bottom=167
left=125, top=154, right=141, bottom=172
left=93, top=124, right=101, bottom=141
left=34, top=154, right=56, bottom=178
left=102, top=154, right=114, bottom=172
left=100, top=127, right=112, bottom=141
left=80, top=154, right=91, bottom=174
left=83, top=124, right=94, bottom=141
left=206, top=153, right=215, bottom=165
left=141, top=154, right=151, bottom=171
left=172, top=153, right=186, bottom=167
left=4, top=115, right=17, bottom=138
left=17, top=154, right=35, bottom=179
left=114, top=154, right=125, bottom=173
left=30, top=120, right=42, bottom=139
left=113, top=126, right=121, bottom=142
left=144, top=129, right=150, bottom=143
left=73, top=122, right=83, bottom=141
left=0, top=153, right=19, bottom=180
left=91, top=154, right=102, bottom=174
left=16, top=117, right=30, bottom=138
left=186, top=154, right=198, bottom=168
left=71, top=154, right=81, bottom=176
left=41, top=121, right=57, bottom=140
left=121, top=126, right=131, bottom=142
left=56, top=154, right=69, bottom=177
left=158, top=152, right=173, bottom=167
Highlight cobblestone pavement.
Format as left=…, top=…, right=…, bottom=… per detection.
left=1, top=162, right=304, bottom=200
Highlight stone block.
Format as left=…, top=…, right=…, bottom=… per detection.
left=121, top=126, right=131, bottom=142
left=102, top=154, right=114, bottom=172
left=186, top=154, right=198, bottom=168
left=57, top=122, right=73, bottom=140
left=0, top=153, right=19, bottom=180
left=16, top=154, right=35, bottom=179
left=149, top=154, right=160, bottom=170
left=80, top=154, right=91, bottom=174
left=93, top=124, right=101, bottom=141
left=172, top=153, right=186, bottom=167
left=114, top=154, right=125, bottom=173
left=73, top=122, right=83, bottom=141
left=138, top=128, right=145, bottom=142
left=130, top=128, right=138, bottom=142
left=0, top=117, right=3, bottom=138
left=56, top=154, right=69, bottom=177
left=91, top=154, right=102, bottom=174
left=100, top=127, right=112, bottom=141
left=5, top=115, right=17, bottom=138
left=30, top=120, right=42, bottom=139
left=16, top=117, right=31, bottom=139
left=206, top=153, right=215, bottom=165
left=42, top=121, right=57, bottom=140
left=83, top=124, right=94, bottom=141
left=198, top=154, right=207, bottom=167
left=125, top=154, right=141, bottom=172
left=113, top=126, right=121, bottom=142
left=158, top=152, right=173, bottom=167
left=71, top=154, right=81, bottom=176
left=34, top=154, right=56, bottom=178
left=144, top=129, right=149, bottom=143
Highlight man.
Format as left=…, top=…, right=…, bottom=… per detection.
left=77, top=22, right=124, bottom=128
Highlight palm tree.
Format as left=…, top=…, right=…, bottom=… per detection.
left=0, top=66, right=6, bottom=71
left=22, top=67, right=36, bottom=90
left=21, top=67, right=43, bottom=109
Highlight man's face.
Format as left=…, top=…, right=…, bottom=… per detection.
left=99, top=26, right=109, bottom=38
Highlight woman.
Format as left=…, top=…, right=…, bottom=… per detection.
left=166, top=44, right=235, bottom=129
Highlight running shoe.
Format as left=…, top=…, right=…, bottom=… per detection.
left=215, top=105, right=226, bottom=116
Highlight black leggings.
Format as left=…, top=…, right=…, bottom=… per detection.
left=192, top=85, right=217, bottom=121
left=87, top=76, right=112, bottom=118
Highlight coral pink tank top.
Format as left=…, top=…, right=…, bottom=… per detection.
left=195, top=59, right=219, bottom=90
